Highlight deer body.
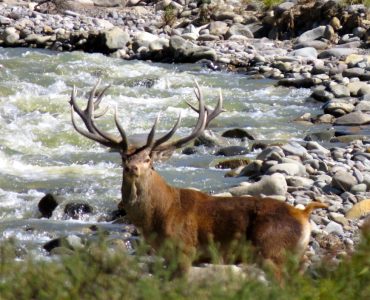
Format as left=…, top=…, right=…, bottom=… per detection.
left=120, top=159, right=324, bottom=272
left=69, top=81, right=327, bottom=278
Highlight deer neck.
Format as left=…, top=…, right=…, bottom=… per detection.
left=121, top=168, right=178, bottom=232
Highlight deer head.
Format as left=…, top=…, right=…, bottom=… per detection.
left=69, top=80, right=224, bottom=175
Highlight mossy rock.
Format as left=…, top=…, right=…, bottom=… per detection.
left=211, top=157, right=251, bottom=169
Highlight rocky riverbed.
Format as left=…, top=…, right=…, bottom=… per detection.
left=1, top=0, right=370, bottom=279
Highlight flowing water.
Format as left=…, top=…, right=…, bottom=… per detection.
left=0, top=47, right=323, bottom=255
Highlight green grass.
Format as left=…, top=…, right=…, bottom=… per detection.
left=0, top=231, right=369, bottom=300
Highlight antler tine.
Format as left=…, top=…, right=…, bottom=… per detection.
left=114, top=106, right=129, bottom=153
left=186, top=87, right=225, bottom=128
left=151, top=113, right=182, bottom=150
left=146, top=114, right=160, bottom=149
left=70, top=106, right=115, bottom=147
left=69, top=81, right=129, bottom=150
left=152, top=81, right=207, bottom=153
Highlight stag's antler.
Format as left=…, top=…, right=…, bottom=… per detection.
left=69, top=80, right=224, bottom=158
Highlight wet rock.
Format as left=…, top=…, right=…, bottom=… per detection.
left=277, top=78, right=317, bottom=88
left=43, top=234, right=84, bottom=253
left=64, top=202, right=93, bottom=219
left=221, top=128, right=255, bottom=140
left=38, top=193, right=61, bottom=218
left=256, top=146, right=284, bottom=161
left=215, top=146, right=249, bottom=157
left=229, top=173, right=287, bottom=197
left=238, top=160, right=263, bottom=178
left=311, top=88, right=334, bottom=102
left=334, top=111, right=370, bottom=125
left=306, top=141, right=330, bottom=155
left=213, top=158, right=250, bottom=170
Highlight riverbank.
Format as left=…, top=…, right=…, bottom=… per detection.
left=1, top=0, right=370, bottom=132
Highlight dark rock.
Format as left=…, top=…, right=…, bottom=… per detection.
left=213, top=158, right=250, bottom=169
left=215, top=146, right=249, bottom=157
left=64, top=202, right=93, bottom=219
left=221, top=128, right=255, bottom=140
left=277, top=78, right=317, bottom=88
left=38, top=193, right=60, bottom=218
left=182, top=146, right=198, bottom=155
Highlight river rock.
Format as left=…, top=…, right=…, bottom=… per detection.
left=318, top=48, right=357, bottom=59
left=229, top=173, right=287, bottom=197
left=290, top=47, right=318, bottom=59
left=209, top=21, right=229, bottom=36
left=221, top=128, right=255, bottom=140
left=133, top=31, right=158, bottom=50
left=293, top=40, right=329, bottom=50
left=64, top=202, right=93, bottom=219
left=3, top=26, right=20, bottom=45
left=281, top=142, right=308, bottom=157
left=256, top=146, right=285, bottom=161
left=311, top=88, right=334, bottom=102
left=286, top=176, right=314, bottom=188
left=334, top=111, right=370, bottom=125
left=38, top=193, right=61, bottom=218
left=226, top=24, right=253, bottom=39
left=306, top=141, right=330, bottom=155
left=343, top=67, right=365, bottom=78
left=347, top=82, right=370, bottom=96
left=324, top=221, right=344, bottom=235
left=297, top=26, right=326, bottom=43
left=265, top=163, right=307, bottom=177
left=355, top=101, right=370, bottom=112
left=329, top=84, right=350, bottom=98
left=332, top=170, right=357, bottom=192
left=323, top=100, right=354, bottom=115
left=238, top=160, right=263, bottom=178
left=215, top=146, right=249, bottom=157
left=103, top=27, right=130, bottom=50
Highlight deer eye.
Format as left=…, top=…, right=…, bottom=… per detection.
left=144, top=158, right=150, bottom=163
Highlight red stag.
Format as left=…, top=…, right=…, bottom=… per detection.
left=69, top=81, right=327, bottom=279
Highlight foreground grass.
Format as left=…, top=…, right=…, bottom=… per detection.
left=0, top=233, right=369, bottom=300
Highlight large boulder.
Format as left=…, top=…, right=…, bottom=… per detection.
left=334, top=111, right=370, bottom=125
left=226, top=24, right=253, bottom=39
left=297, top=26, right=326, bottom=43
left=103, top=27, right=130, bottom=50
left=229, top=173, right=287, bottom=197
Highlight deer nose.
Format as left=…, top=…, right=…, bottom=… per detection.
left=125, top=165, right=139, bottom=175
